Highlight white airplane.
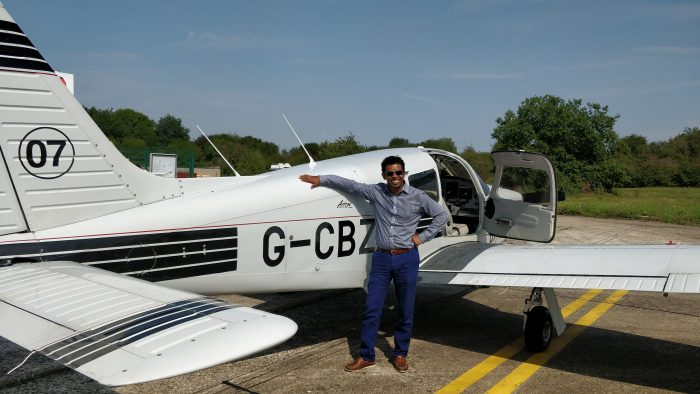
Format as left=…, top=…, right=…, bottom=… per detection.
left=1, top=3, right=699, bottom=387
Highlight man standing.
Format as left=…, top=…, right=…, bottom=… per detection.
left=299, top=156, right=448, bottom=373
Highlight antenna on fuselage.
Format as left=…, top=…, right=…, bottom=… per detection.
left=282, top=114, right=316, bottom=169
left=195, top=125, right=241, bottom=177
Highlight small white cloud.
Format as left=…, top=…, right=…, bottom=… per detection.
left=182, top=32, right=296, bottom=50
left=635, top=46, right=700, bottom=55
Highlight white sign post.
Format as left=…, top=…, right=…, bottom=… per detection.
left=149, top=153, right=177, bottom=178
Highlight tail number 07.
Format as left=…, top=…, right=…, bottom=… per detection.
left=25, top=140, right=66, bottom=168
left=18, top=127, right=76, bottom=179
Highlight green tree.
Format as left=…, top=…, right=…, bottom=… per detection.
left=617, top=127, right=700, bottom=187
left=461, top=147, right=494, bottom=182
left=194, top=133, right=283, bottom=176
left=419, top=137, right=457, bottom=153
left=283, top=143, right=321, bottom=166
left=388, top=137, right=412, bottom=148
left=86, top=106, right=119, bottom=143
left=619, top=134, right=649, bottom=156
left=112, top=109, right=156, bottom=146
left=316, top=134, right=366, bottom=160
left=492, top=95, right=622, bottom=193
left=155, top=114, right=190, bottom=146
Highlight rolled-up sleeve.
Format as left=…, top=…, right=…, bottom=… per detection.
left=319, top=175, right=376, bottom=201
left=417, top=193, right=449, bottom=243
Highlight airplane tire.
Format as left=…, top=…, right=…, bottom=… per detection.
left=524, top=305, right=553, bottom=352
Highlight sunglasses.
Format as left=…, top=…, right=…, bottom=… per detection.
left=384, top=170, right=406, bottom=177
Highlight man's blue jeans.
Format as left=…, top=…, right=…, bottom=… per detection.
left=359, top=248, right=419, bottom=361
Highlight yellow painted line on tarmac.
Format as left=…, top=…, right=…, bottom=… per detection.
left=485, top=290, right=629, bottom=394
left=436, top=289, right=603, bottom=394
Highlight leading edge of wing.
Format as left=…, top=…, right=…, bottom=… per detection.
left=418, top=243, right=700, bottom=293
left=0, top=262, right=297, bottom=386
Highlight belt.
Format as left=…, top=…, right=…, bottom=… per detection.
left=376, top=247, right=414, bottom=255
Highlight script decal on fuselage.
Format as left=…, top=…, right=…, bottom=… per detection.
left=262, top=218, right=376, bottom=267
left=337, top=200, right=353, bottom=208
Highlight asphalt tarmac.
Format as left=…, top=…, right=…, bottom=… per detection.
left=1, top=216, right=699, bottom=393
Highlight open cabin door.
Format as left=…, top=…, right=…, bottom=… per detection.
left=483, top=151, right=556, bottom=243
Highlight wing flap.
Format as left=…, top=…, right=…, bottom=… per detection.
left=665, top=273, right=700, bottom=293
left=419, top=243, right=700, bottom=293
left=0, top=300, right=74, bottom=350
left=0, top=262, right=297, bottom=386
left=419, top=271, right=667, bottom=292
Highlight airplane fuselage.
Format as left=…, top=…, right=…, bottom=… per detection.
left=0, top=148, right=486, bottom=294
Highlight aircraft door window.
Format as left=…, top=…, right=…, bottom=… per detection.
left=498, top=167, right=552, bottom=208
left=408, top=169, right=439, bottom=202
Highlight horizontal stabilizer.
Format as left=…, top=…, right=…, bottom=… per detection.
left=0, top=262, right=297, bottom=386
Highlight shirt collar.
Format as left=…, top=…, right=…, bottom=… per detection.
left=383, top=181, right=409, bottom=195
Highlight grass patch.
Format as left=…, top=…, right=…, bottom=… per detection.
left=558, top=187, right=700, bottom=226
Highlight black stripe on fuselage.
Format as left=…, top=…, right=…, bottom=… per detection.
left=82, top=239, right=237, bottom=273
left=0, top=31, right=33, bottom=48
left=42, top=298, right=234, bottom=368
left=0, top=227, right=239, bottom=281
left=0, top=56, right=53, bottom=72
left=120, top=249, right=238, bottom=277
left=0, top=29, right=54, bottom=73
left=132, top=259, right=237, bottom=282
left=0, top=227, right=238, bottom=256
left=0, top=44, right=45, bottom=60
left=0, top=21, right=24, bottom=34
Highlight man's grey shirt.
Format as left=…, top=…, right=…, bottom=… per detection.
left=319, top=175, right=449, bottom=250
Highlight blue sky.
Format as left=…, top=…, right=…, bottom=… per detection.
left=4, top=0, right=699, bottom=152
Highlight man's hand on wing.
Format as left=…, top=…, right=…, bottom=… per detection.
left=412, top=233, right=423, bottom=246
left=299, top=174, right=321, bottom=189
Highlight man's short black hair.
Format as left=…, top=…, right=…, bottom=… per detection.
left=381, top=156, right=405, bottom=172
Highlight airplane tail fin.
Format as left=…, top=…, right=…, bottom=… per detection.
left=0, top=4, right=181, bottom=234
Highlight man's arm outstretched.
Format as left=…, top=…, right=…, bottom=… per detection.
left=299, top=174, right=376, bottom=201
left=299, top=174, right=321, bottom=188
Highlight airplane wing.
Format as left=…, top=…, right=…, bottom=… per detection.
left=0, top=261, right=297, bottom=386
left=418, top=243, right=700, bottom=293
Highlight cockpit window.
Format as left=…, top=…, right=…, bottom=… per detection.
left=431, top=154, right=471, bottom=179
left=408, top=169, right=439, bottom=202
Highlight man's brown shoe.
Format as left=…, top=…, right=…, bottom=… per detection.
left=344, top=357, right=375, bottom=372
left=391, top=355, right=408, bottom=373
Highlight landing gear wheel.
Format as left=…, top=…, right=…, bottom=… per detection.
left=524, top=305, right=553, bottom=352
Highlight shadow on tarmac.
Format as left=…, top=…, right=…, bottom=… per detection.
left=1, top=286, right=698, bottom=393
left=259, top=286, right=700, bottom=393
left=413, top=287, right=700, bottom=393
